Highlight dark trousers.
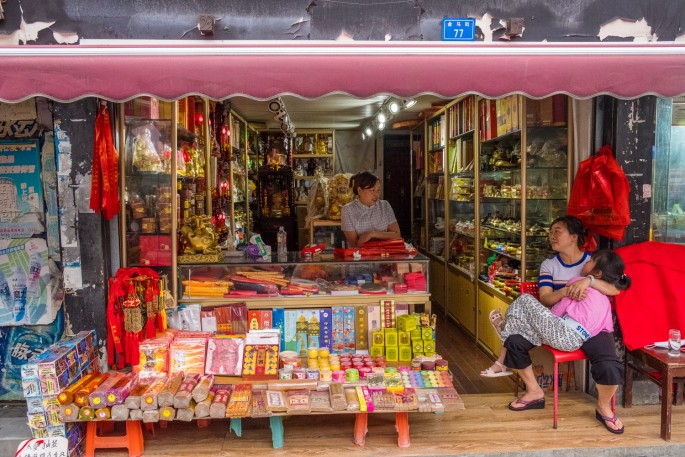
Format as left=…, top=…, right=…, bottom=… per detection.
left=503, top=331, right=623, bottom=386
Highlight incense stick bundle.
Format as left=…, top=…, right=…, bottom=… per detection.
left=159, top=406, right=176, bottom=421
left=129, top=409, right=143, bottom=421
left=192, top=375, right=214, bottom=403
left=125, top=377, right=158, bottom=410
left=173, top=374, right=200, bottom=409
left=158, top=372, right=184, bottom=407
left=94, top=407, right=111, bottom=420
left=176, top=401, right=196, bottom=422
left=194, top=386, right=216, bottom=418
left=209, top=387, right=231, bottom=418
left=142, top=409, right=159, bottom=423
left=106, top=372, right=138, bottom=406
left=90, top=372, right=126, bottom=408
left=58, top=404, right=79, bottom=422
left=141, top=376, right=168, bottom=411
left=78, top=406, right=94, bottom=421
left=74, top=373, right=109, bottom=407
left=111, top=404, right=130, bottom=421
left=58, top=373, right=98, bottom=405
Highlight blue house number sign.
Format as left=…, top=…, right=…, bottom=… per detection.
left=442, top=18, right=475, bottom=41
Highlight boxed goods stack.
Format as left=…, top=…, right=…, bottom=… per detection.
left=21, top=330, right=97, bottom=456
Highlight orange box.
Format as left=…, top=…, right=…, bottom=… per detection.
left=248, top=311, right=261, bottom=330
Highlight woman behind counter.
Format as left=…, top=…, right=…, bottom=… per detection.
left=341, top=171, right=402, bottom=248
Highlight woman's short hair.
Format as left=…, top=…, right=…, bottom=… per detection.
left=550, top=215, right=586, bottom=248
left=350, top=171, right=380, bottom=196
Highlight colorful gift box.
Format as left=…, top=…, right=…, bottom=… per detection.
left=384, top=328, right=398, bottom=347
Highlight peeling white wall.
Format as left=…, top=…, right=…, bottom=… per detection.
left=598, top=18, right=657, bottom=42
left=0, top=6, right=78, bottom=45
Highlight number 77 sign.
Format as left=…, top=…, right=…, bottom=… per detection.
left=442, top=18, right=476, bottom=41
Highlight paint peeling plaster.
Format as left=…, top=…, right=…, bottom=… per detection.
left=476, top=13, right=494, bottom=42
left=0, top=6, right=79, bottom=45
left=627, top=103, right=646, bottom=132
left=598, top=18, right=657, bottom=42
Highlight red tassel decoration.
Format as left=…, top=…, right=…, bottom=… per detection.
left=145, top=315, right=155, bottom=340
left=131, top=332, right=140, bottom=366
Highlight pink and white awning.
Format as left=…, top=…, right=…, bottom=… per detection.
left=1, top=41, right=685, bottom=102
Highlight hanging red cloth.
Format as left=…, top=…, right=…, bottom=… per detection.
left=91, top=102, right=120, bottom=220
left=567, top=145, right=631, bottom=251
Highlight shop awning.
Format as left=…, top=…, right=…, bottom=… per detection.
left=1, top=41, right=685, bottom=103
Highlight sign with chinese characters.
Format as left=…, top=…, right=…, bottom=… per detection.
left=15, top=437, right=68, bottom=457
left=442, top=18, right=476, bottom=41
left=0, top=140, right=44, bottom=238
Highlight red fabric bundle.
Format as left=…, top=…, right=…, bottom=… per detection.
left=90, top=103, right=120, bottom=220
left=567, top=145, right=631, bottom=251
left=334, top=239, right=417, bottom=258
left=614, top=241, right=685, bottom=351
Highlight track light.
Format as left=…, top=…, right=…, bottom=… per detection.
left=361, top=132, right=366, bottom=140
left=376, top=112, right=387, bottom=124
left=377, top=122, right=386, bottom=131
left=388, top=101, right=400, bottom=113
left=403, top=99, right=417, bottom=109
left=364, top=125, right=373, bottom=136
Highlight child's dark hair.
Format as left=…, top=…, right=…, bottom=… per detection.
left=550, top=215, right=586, bottom=249
left=590, top=249, right=631, bottom=291
left=350, top=171, right=380, bottom=196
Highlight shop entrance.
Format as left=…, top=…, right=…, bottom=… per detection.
left=383, top=134, right=412, bottom=239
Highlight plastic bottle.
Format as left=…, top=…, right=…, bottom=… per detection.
left=277, top=226, right=288, bottom=258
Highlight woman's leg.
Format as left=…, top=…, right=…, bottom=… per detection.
left=581, top=331, right=624, bottom=432
left=510, top=364, right=545, bottom=406
left=502, top=294, right=582, bottom=351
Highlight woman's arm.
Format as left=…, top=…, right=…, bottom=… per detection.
left=565, top=276, right=619, bottom=301
left=538, top=285, right=568, bottom=307
left=357, top=222, right=402, bottom=245
left=344, top=230, right=359, bottom=248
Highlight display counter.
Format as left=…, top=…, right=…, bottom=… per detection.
left=178, top=252, right=431, bottom=314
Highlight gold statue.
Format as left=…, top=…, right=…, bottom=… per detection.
left=132, top=128, right=162, bottom=173
left=180, top=215, right=219, bottom=255
left=327, top=173, right=354, bottom=221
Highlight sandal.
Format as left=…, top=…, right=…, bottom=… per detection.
left=489, top=309, right=504, bottom=340
left=480, top=360, right=513, bottom=378
left=508, top=397, right=545, bottom=411
left=595, top=410, right=624, bottom=434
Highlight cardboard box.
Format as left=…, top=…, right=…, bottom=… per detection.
left=371, top=329, right=384, bottom=347
left=331, top=306, right=345, bottom=353
left=423, top=339, right=435, bottom=353
left=370, top=346, right=384, bottom=357
left=384, top=328, right=398, bottom=347
left=271, top=308, right=285, bottom=351
left=343, top=306, right=356, bottom=353
left=412, top=340, right=424, bottom=353
left=367, top=304, right=382, bottom=344
left=248, top=310, right=261, bottom=330
left=260, top=310, right=272, bottom=329
left=399, top=346, right=413, bottom=362
left=319, top=308, right=332, bottom=350
left=421, top=326, right=433, bottom=340
left=396, top=314, right=417, bottom=333
left=355, top=305, right=369, bottom=351
left=380, top=300, right=396, bottom=328
left=386, top=346, right=399, bottom=362
left=398, top=332, right=410, bottom=346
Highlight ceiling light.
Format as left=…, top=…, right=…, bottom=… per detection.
left=364, top=125, right=373, bottom=136
left=388, top=101, right=400, bottom=113
left=377, top=122, right=386, bottom=131
left=361, top=132, right=366, bottom=140
left=403, top=99, right=417, bottom=109
left=376, top=112, right=387, bottom=124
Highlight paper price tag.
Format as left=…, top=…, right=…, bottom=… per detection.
left=16, top=437, right=68, bottom=457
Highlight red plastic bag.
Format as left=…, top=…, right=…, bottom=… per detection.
left=567, top=145, right=631, bottom=250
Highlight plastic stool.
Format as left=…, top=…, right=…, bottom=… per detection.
left=85, top=420, right=144, bottom=457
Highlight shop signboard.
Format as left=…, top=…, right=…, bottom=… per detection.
left=442, top=18, right=475, bottom=41
left=0, top=140, right=44, bottom=238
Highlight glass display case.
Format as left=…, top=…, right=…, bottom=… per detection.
left=177, top=252, right=431, bottom=313
left=426, top=113, right=447, bottom=259
left=309, top=220, right=344, bottom=250
left=446, top=96, right=477, bottom=277
left=292, top=130, right=335, bottom=206
left=653, top=96, right=685, bottom=243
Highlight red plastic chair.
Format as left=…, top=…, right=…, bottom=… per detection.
left=520, top=282, right=615, bottom=428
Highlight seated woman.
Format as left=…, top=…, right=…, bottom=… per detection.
left=480, top=216, right=628, bottom=434
left=341, top=171, right=401, bottom=248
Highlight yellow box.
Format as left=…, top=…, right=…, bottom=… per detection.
left=423, top=339, right=435, bottom=353
left=398, top=332, right=410, bottom=346
left=386, top=346, right=399, bottom=362
left=370, top=346, right=385, bottom=357
left=399, top=346, right=413, bottom=361
left=372, top=329, right=385, bottom=347
left=410, top=329, right=422, bottom=340
left=421, top=327, right=433, bottom=340
left=384, top=328, right=398, bottom=347
left=412, top=340, right=424, bottom=353
left=396, top=314, right=417, bottom=333
left=424, top=351, right=435, bottom=358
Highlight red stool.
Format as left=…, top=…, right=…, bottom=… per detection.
left=85, top=420, right=144, bottom=457
left=543, top=345, right=613, bottom=428
left=519, top=283, right=616, bottom=429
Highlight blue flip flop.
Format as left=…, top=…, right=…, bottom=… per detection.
left=508, top=397, right=545, bottom=411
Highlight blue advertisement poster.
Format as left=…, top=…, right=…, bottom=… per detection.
left=0, top=140, right=44, bottom=238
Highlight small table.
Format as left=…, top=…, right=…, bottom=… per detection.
left=624, top=347, right=685, bottom=440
